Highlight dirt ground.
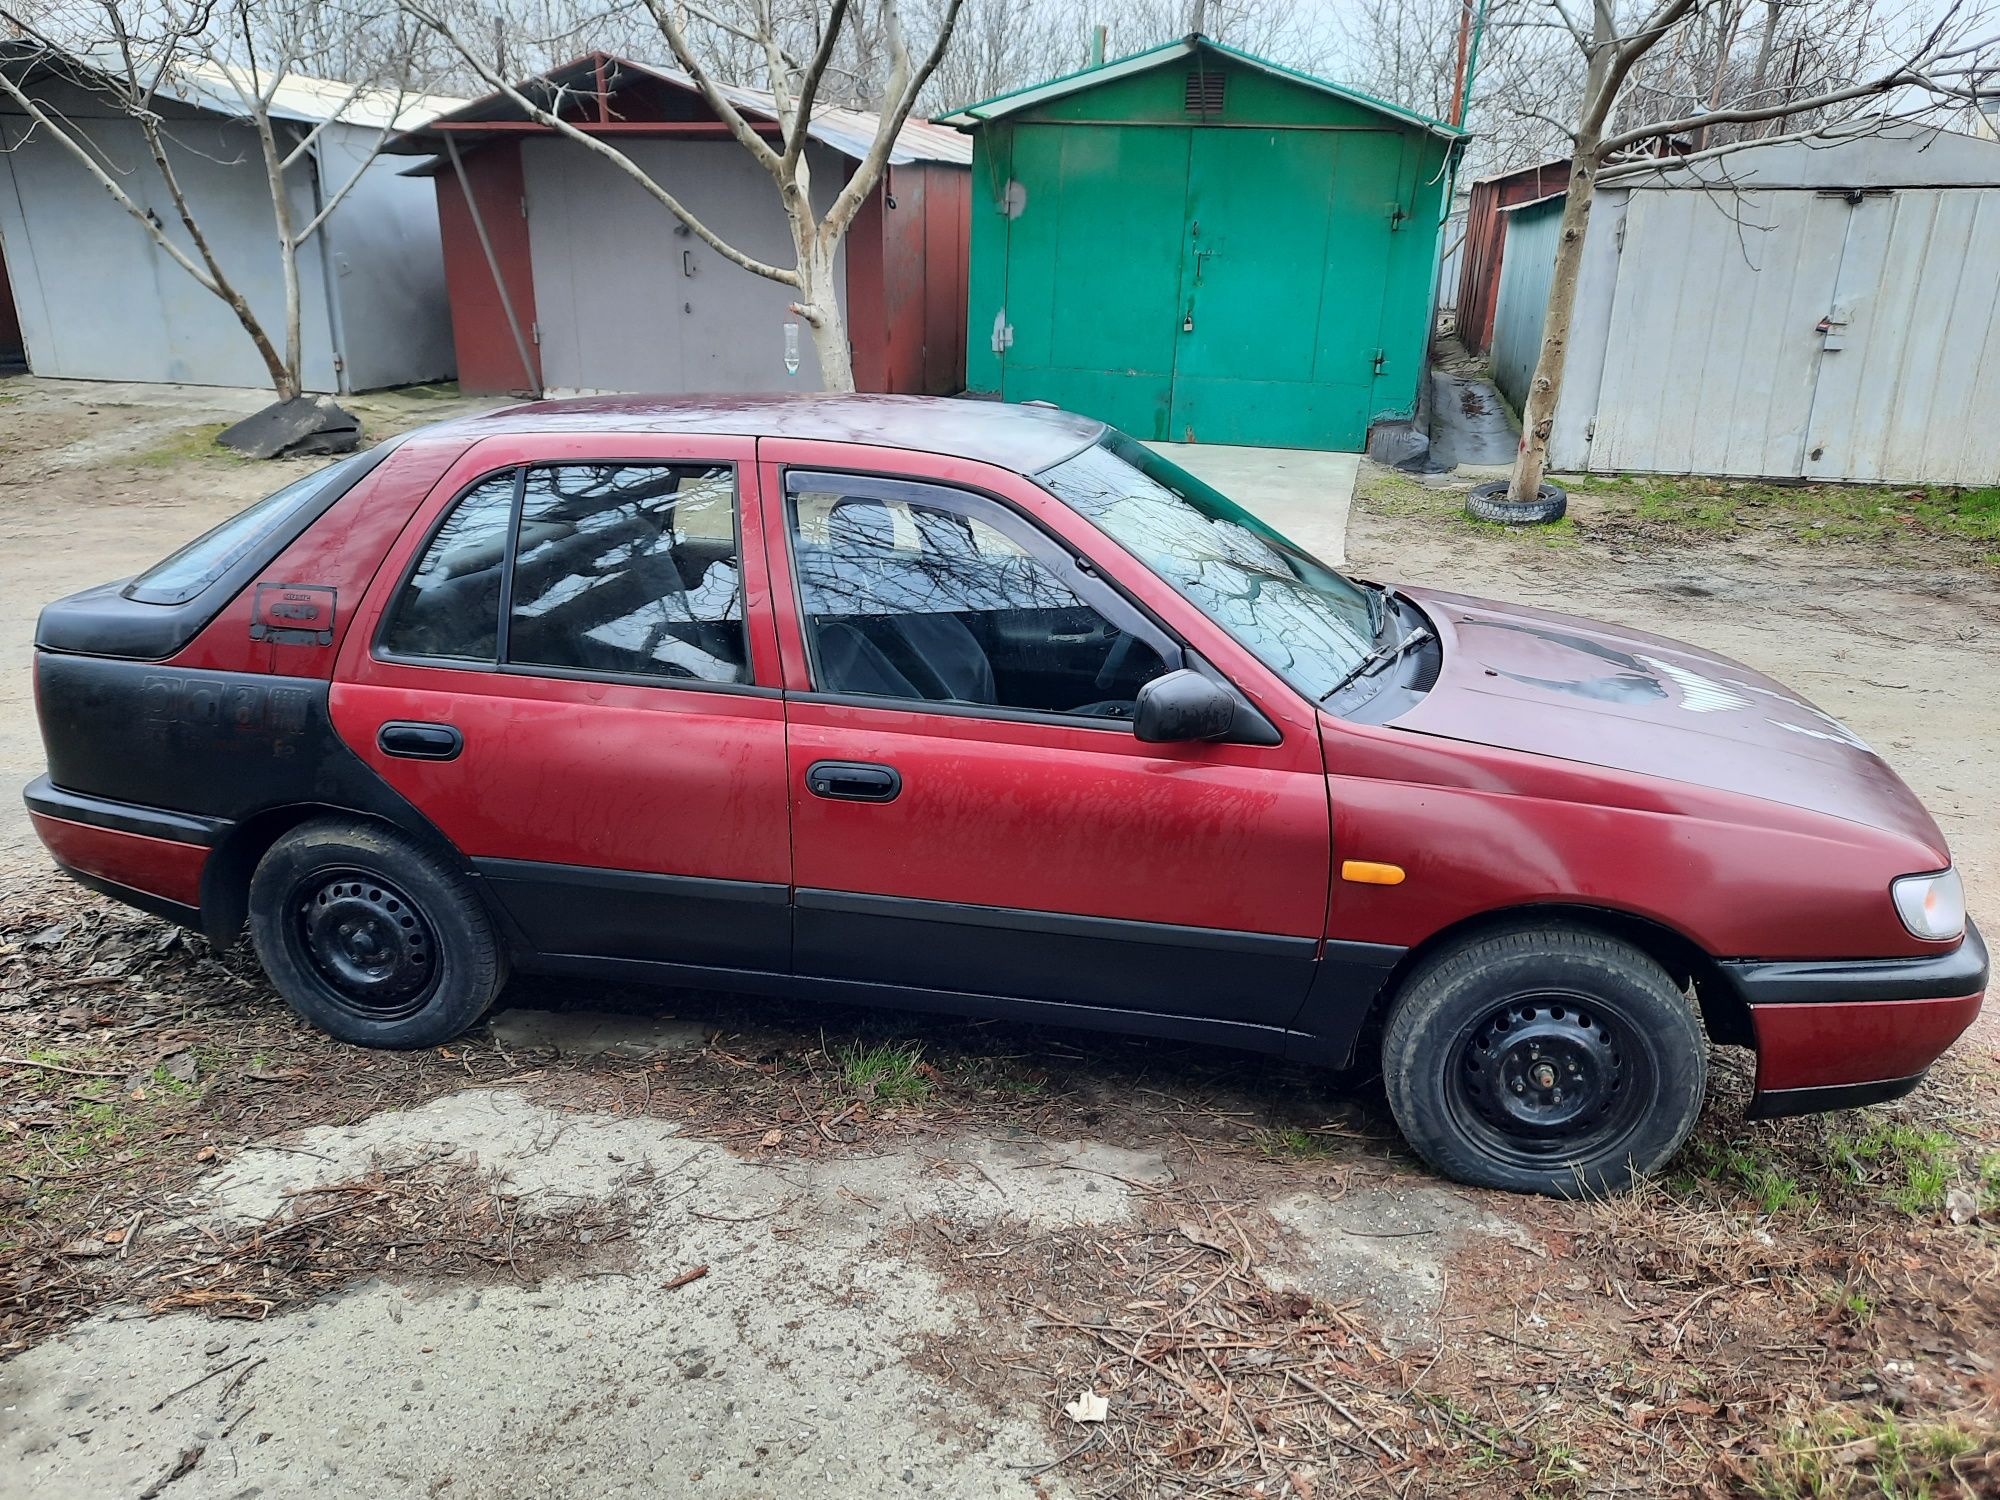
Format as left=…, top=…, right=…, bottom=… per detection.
left=1, top=377, right=1996, bottom=1500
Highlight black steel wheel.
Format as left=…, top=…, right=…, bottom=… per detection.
left=249, top=819, right=504, bottom=1048
left=288, top=869, right=440, bottom=1023
left=1381, top=925, right=1705, bottom=1196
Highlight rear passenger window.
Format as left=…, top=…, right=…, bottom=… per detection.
left=377, top=472, right=517, bottom=662
left=507, top=464, right=746, bottom=684
left=377, top=462, right=749, bottom=686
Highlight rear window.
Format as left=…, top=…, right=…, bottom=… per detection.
left=124, top=452, right=375, bottom=605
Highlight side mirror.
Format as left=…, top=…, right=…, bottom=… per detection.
left=1133, top=668, right=1236, bottom=743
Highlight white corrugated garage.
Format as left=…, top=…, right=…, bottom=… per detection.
left=1491, top=124, right=2000, bottom=485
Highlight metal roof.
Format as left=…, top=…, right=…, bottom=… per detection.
left=416, top=393, right=1102, bottom=472
left=0, top=41, right=465, bottom=131
left=934, top=34, right=1462, bottom=138
left=387, top=52, right=970, bottom=167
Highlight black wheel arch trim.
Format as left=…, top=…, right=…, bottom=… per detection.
left=1719, top=920, right=1986, bottom=1005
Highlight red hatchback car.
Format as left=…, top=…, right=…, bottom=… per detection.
left=26, top=396, right=1986, bottom=1195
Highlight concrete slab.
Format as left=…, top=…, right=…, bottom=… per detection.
left=1144, top=441, right=1359, bottom=565
left=486, top=1007, right=707, bottom=1061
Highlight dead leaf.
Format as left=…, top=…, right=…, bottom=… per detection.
left=759, top=1128, right=784, bottom=1148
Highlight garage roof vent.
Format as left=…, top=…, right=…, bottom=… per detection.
left=1184, top=70, right=1225, bottom=115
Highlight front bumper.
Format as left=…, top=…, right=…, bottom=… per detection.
left=1723, top=921, right=1987, bottom=1118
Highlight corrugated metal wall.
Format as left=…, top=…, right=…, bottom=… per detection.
left=1496, top=172, right=2000, bottom=484
left=1799, top=189, right=2000, bottom=484
left=1489, top=198, right=1561, bottom=414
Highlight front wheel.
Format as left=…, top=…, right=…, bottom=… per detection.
left=1381, top=925, right=1706, bottom=1196
left=248, top=818, right=506, bottom=1048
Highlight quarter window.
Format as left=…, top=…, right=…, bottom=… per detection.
left=378, top=462, right=749, bottom=685
left=788, top=477, right=1168, bottom=719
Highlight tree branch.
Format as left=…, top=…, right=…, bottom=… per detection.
left=640, top=0, right=785, bottom=175
left=821, top=0, right=964, bottom=240
left=398, top=0, right=799, bottom=284
left=782, top=0, right=850, bottom=176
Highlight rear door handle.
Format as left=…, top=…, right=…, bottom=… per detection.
left=805, top=760, right=901, bottom=803
left=378, top=721, right=463, bottom=761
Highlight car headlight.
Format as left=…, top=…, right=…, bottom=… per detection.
left=1892, top=868, right=1965, bottom=941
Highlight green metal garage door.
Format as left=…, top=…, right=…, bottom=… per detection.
left=995, top=123, right=1412, bottom=450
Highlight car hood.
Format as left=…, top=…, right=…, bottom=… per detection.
left=1387, top=586, right=1948, bottom=857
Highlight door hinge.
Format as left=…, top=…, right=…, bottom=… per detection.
left=1371, top=349, right=1387, bottom=375
left=1388, top=204, right=1408, bottom=230
left=530, top=321, right=541, bottom=345
left=1615, top=217, right=1626, bottom=251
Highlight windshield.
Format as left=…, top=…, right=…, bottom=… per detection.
left=1040, top=432, right=1378, bottom=702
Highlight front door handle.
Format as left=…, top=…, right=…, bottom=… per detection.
left=805, top=760, right=901, bottom=803
left=379, top=721, right=463, bottom=761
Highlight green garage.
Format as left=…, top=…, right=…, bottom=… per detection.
left=941, top=37, right=1462, bottom=451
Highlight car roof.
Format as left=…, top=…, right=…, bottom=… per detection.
left=416, top=394, right=1108, bottom=475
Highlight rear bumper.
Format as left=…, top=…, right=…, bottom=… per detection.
left=24, top=774, right=220, bottom=926
left=1725, top=921, right=1987, bottom=1115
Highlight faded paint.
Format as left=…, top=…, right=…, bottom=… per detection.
left=958, top=42, right=1457, bottom=452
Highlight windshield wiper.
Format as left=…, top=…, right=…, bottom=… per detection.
left=1363, top=583, right=1387, bottom=639
left=1320, top=625, right=1434, bottom=703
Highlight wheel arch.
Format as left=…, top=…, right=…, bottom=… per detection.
left=198, top=803, right=493, bottom=951
left=1356, top=901, right=1752, bottom=1060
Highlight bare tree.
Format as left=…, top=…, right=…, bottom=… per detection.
left=402, top=0, right=966, bottom=391
left=0, top=0, right=434, bottom=401
left=1501, top=0, right=2000, bottom=502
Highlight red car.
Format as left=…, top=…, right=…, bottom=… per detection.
left=26, top=397, right=1985, bottom=1195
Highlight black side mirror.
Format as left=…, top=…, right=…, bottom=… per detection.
left=1133, top=668, right=1236, bottom=743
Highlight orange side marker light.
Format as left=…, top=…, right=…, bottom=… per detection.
left=1340, top=860, right=1406, bottom=886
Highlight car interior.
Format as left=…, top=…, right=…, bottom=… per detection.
left=792, top=496, right=1167, bottom=717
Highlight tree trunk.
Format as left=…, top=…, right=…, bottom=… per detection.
left=1507, top=137, right=1601, bottom=501
left=795, top=231, right=855, bottom=392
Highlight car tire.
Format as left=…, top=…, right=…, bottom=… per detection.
left=1381, top=924, right=1706, bottom=1196
left=248, top=818, right=506, bottom=1049
left=1466, top=479, right=1567, bottom=526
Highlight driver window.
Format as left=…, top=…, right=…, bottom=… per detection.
left=789, top=481, right=1169, bottom=718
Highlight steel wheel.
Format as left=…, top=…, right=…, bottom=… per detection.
left=286, top=867, right=441, bottom=1022
left=1446, top=992, right=1650, bottom=1171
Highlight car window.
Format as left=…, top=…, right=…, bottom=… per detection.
left=125, top=450, right=376, bottom=605
left=507, top=463, right=748, bottom=684
left=788, top=477, right=1167, bottom=719
left=377, top=471, right=518, bottom=662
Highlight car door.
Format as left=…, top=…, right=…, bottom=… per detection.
left=332, top=433, right=793, bottom=978
left=758, top=442, right=1333, bottom=1036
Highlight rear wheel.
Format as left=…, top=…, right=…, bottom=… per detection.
left=1381, top=925, right=1706, bottom=1196
left=248, top=819, right=505, bottom=1048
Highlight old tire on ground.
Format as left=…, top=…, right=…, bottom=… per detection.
left=1381, top=924, right=1706, bottom=1196
left=248, top=818, right=505, bottom=1048
left=1466, top=479, right=1567, bottom=526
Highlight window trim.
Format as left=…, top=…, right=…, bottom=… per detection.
left=373, top=458, right=761, bottom=693
left=778, top=467, right=1185, bottom=727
